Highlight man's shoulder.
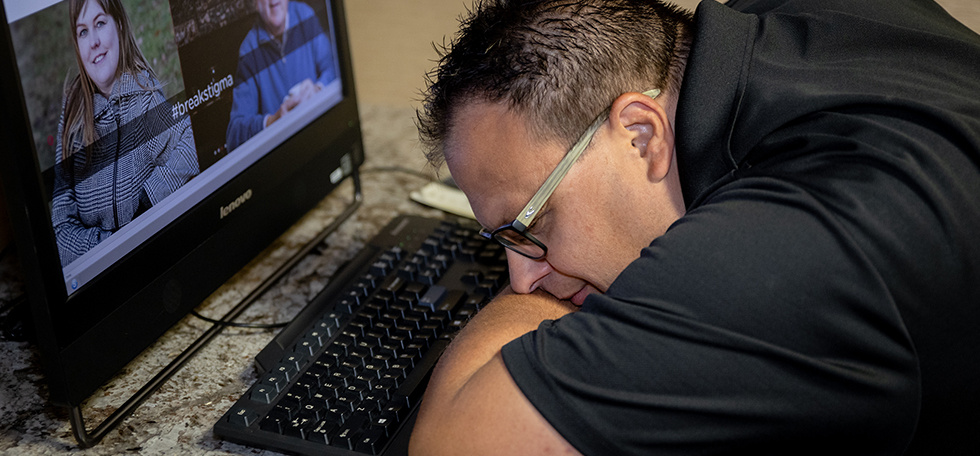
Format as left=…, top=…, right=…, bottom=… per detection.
left=723, top=0, right=930, bottom=18
left=238, top=24, right=264, bottom=55
left=289, top=1, right=316, bottom=20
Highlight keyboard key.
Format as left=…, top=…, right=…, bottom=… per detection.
left=371, top=412, right=399, bottom=436
left=403, top=281, right=427, bottom=299
left=273, top=401, right=299, bottom=420
left=331, top=416, right=364, bottom=450
left=461, top=270, right=482, bottom=285
left=329, top=366, right=355, bottom=386
left=307, top=419, right=339, bottom=445
left=430, top=253, right=451, bottom=269
left=260, top=412, right=288, bottom=434
left=345, top=380, right=370, bottom=399
left=249, top=385, right=275, bottom=404
left=283, top=416, right=315, bottom=439
left=309, top=391, right=332, bottom=407
left=382, top=397, right=408, bottom=418
left=354, top=427, right=388, bottom=454
left=290, top=380, right=316, bottom=400
left=354, top=399, right=380, bottom=418
left=387, top=246, right=404, bottom=260
left=319, top=377, right=346, bottom=394
left=227, top=406, right=259, bottom=427
left=336, top=297, right=359, bottom=314
left=372, top=377, right=398, bottom=397
left=352, top=279, right=375, bottom=295
left=295, top=339, right=319, bottom=357
left=419, top=285, right=447, bottom=309
left=418, top=268, right=439, bottom=285
left=331, top=334, right=356, bottom=353
left=260, top=373, right=288, bottom=392
left=377, top=275, right=406, bottom=300
left=334, top=391, right=360, bottom=411
left=396, top=264, right=417, bottom=281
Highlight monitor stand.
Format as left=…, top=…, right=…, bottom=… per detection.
left=68, top=170, right=364, bottom=448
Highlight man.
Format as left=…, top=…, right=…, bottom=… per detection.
left=226, top=0, right=336, bottom=151
left=409, top=0, right=980, bottom=455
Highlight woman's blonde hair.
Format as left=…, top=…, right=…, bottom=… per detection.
left=61, top=0, right=156, bottom=164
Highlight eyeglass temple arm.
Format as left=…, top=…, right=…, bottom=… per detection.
left=514, top=117, right=602, bottom=230
left=513, top=89, right=661, bottom=230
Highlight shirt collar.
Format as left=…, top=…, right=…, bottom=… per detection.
left=93, top=71, right=155, bottom=112
left=674, top=0, right=756, bottom=208
left=255, top=4, right=292, bottom=47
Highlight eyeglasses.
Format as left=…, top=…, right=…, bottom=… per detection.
left=479, top=89, right=661, bottom=260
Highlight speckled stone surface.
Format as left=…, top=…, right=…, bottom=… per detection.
left=0, top=103, right=449, bottom=456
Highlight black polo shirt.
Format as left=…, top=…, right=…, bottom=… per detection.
left=502, top=0, right=980, bottom=454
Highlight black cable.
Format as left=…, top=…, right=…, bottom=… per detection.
left=188, top=309, right=289, bottom=329
left=360, top=165, right=438, bottom=182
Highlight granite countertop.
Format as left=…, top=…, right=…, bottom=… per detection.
left=0, top=104, right=451, bottom=455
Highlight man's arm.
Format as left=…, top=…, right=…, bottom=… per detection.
left=409, top=288, right=582, bottom=455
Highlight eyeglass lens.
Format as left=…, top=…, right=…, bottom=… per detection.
left=493, top=227, right=546, bottom=259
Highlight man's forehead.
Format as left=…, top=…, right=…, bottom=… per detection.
left=445, top=101, right=559, bottom=172
left=447, top=103, right=511, bottom=174
left=444, top=101, right=562, bottom=228
left=445, top=101, right=512, bottom=148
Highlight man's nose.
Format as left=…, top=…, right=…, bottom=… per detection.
left=505, top=249, right=551, bottom=294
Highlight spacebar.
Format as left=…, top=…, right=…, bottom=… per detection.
left=397, top=339, right=449, bottom=407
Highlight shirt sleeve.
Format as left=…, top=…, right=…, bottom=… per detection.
left=50, top=122, right=113, bottom=267
left=501, top=175, right=920, bottom=456
left=294, top=2, right=336, bottom=86
left=312, top=22, right=335, bottom=86
left=226, top=35, right=266, bottom=152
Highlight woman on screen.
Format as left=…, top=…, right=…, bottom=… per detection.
left=51, top=0, right=199, bottom=268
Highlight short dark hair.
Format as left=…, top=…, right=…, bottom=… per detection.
left=417, top=0, right=693, bottom=168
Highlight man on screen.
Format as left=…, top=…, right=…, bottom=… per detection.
left=225, top=0, right=337, bottom=152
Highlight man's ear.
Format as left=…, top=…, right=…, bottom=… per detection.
left=609, top=92, right=675, bottom=183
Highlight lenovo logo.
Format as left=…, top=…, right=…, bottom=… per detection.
left=220, top=189, right=252, bottom=219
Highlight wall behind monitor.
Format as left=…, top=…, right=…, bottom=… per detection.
left=344, top=0, right=978, bottom=113
left=344, top=0, right=712, bottom=111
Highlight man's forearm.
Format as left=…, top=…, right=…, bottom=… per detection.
left=432, top=289, right=577, bottom=392
left=409, top=289, right=579, bottom=455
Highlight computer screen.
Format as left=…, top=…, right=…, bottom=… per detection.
left=0, top=0, right=363, bottom=409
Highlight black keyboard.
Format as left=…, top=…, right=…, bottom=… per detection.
left=214, top=215, right=508, bottom=455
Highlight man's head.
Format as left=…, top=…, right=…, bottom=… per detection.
left=256, top=0, right=288, bottom=38
left=419, top=0, right=692, bottom=167
left=418, top=0, right=693, bottom=303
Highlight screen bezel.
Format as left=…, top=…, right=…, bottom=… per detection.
left=0, top=0, right=363, bottom=406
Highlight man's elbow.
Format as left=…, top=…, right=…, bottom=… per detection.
left=408, top=402, right=449, bottom=456
left=407, top=366, right=480, bottom=456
